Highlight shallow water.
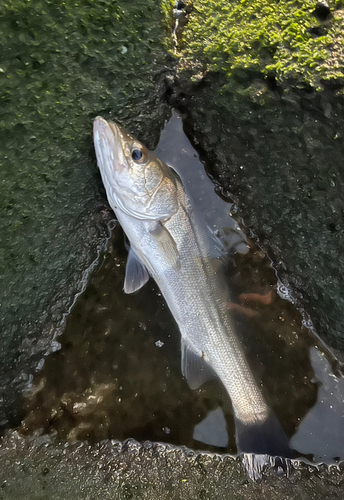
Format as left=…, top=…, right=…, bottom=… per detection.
left=19, top=111, right=344, bottom=464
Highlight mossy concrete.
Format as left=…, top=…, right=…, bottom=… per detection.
left=0, top=0, right=173, bottom=427
left=180, top=0, right=344, bottom=89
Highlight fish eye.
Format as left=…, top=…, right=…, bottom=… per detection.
left=131, top=149, right=143, bottom=161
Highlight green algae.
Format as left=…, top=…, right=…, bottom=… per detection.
left=181, top=0, right=344, bottom=89
left=0, top=0, right=171, bottom=426
left=161, top=0, right=175, bottom=29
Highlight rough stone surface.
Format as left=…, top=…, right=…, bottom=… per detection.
left=168, top=1, right=344, bottom=356
left=167, top=69, right=344, bottom=357
left=1, top=433, right=344, bottom=500
left=170, top=1, right=344, bottom=357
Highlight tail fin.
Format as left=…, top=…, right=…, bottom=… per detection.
left=235, top=412, right=293, bottom=481
left=241, top=453, right=293, bottom=482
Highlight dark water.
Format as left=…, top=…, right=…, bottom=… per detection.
left=19, top=111, right=344, bottom=464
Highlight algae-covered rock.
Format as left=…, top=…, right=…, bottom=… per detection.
left=0, top=0, right=172, bottom=427
left=180, top=0, right=344, bottom=89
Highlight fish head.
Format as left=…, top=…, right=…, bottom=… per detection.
left=93, top=117, right=179, bottom=221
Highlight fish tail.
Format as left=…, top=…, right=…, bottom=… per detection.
left=241, top=453, right=293, bottom=482
left=235, top=412, right=293, bottom=481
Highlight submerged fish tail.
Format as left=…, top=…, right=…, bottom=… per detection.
left=242, top=453, right=293, bottom=482
left=235, top=411, right=293, bottom=481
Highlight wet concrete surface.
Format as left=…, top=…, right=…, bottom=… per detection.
left=1, top=432, right=344, bottom=500
left=1, top=101, right=344, bottom=499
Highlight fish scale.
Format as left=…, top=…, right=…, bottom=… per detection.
left=161, top=183, right=268, bottom=424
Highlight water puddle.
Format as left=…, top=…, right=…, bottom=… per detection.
left=19, top=111, right=344, bottom=464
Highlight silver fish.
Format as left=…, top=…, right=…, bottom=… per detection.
left=93, top=117, right=292, bottom=480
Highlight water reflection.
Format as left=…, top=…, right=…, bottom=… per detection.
left=155, top=110, right=249, bottom=259
left=291, top=347, right=344, bottom=462
left=193, top=407, right=229, bottom=448
left=19, top=111, right=344, bottom=464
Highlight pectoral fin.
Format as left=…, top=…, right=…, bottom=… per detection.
left=124, top=248, right=149, bottom=294
left=150, top=222, right=181, bottom=270
left=181, top=338, right=216, bottom=390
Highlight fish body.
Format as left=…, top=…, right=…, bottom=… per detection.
left=93, top=117, right=291, bottom=479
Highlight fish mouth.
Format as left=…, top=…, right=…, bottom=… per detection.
left=93, top=116, right=120, bottom=142
left=93, top=116, right=123, bottom=175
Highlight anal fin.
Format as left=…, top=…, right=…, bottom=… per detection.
left=181, top=338, right=216, bottom=390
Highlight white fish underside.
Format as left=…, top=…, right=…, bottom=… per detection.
left=114, top=179, right=269, bottom=427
